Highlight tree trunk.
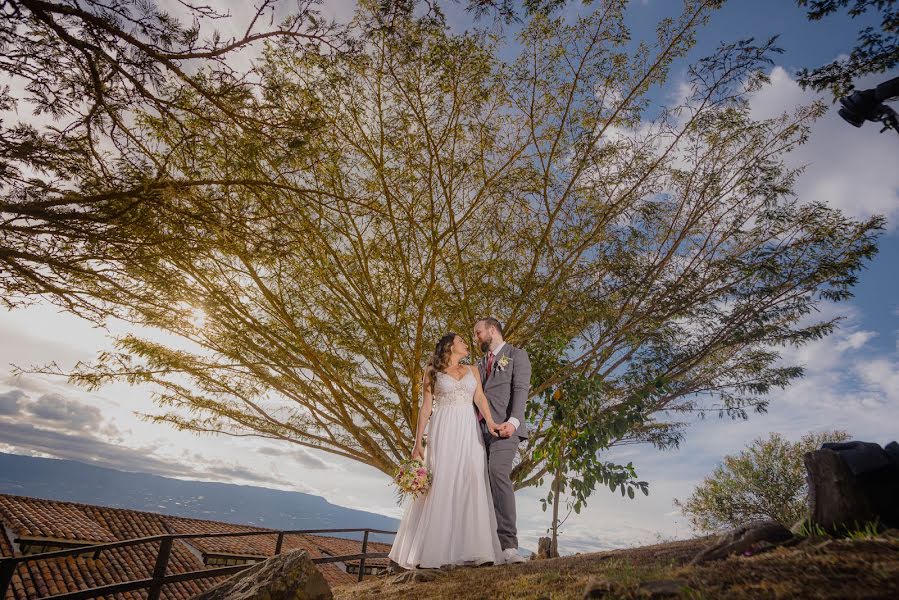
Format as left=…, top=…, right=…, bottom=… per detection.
left=550, top=466, right=561, bottom=558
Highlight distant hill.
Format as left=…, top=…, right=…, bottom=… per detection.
left=0, top=452, right=398, bottom=542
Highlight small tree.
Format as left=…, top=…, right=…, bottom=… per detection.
left=676, top=430, right=850, bottom=532
left=529, top=334, right=681, bottom=554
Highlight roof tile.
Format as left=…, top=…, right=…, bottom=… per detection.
left=0, top=494, right=394, bottom=600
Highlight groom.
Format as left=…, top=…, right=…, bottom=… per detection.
left=474, top=317, right=530, bottom=565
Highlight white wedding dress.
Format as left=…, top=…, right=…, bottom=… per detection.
left=388, top=368, right=505, bottom=569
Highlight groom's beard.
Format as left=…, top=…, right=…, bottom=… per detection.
left=479, top=338, right=492, bottom=353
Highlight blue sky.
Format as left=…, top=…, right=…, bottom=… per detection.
left=1, top=0, right=897, bottom=555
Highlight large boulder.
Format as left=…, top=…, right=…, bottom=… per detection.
left=805, top=443, right=899, bottom=532
left=689, top=520, right=793, bottom=565
left=190, top=550, right=332, bottom=600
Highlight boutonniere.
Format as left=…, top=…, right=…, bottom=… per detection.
left=496, top=355, right=512, bottom=371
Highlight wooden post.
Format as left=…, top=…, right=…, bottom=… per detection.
left=357, top=530, right=370, bottom=583
left=274, top=532, right=284, bottom=555
left=0, top=559, right=15, bottom=600
left=147, top=538, right=173, bottom=600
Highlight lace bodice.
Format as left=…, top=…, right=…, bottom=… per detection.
left=432, top=369, right=477, bottom=409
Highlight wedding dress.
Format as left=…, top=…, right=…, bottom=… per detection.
left=388, top=368, right=505, bottom=569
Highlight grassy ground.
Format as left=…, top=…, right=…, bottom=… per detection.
left=333, top=531, right=899, bottom=599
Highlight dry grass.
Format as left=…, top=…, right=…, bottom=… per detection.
left=333, top=533, right=899, bottom=599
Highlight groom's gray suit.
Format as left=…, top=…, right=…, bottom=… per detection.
left=477, top=342, right=530, bottom=551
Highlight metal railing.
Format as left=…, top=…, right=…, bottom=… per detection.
left=0, top=527, right=396, bottom=600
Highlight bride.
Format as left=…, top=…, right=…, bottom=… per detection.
left=388, top=332, right=505, bottom=569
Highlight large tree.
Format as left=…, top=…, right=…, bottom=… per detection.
left=7, top=0, right=882, bottom=497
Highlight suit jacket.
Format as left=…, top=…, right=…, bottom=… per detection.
left=477, top=343, right=530, bottom=441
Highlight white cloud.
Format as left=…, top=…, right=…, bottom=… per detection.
left=836, top=330, right=879, bottom=351
left=257, top=445, right=337, bottom=470
left=26, top=393, right=107, bottom=431
left=0, top=389, right=26, bottom=415
left=855, top=358, right=899, bottom=404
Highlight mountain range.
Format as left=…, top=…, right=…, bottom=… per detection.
left=0, top=451, right=398, bottom=542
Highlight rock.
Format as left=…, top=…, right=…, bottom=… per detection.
left=637, top=579, right=689, bottom=598
left=583, top=577, right=615, bottom=598
left=778, top=535, right=804, bottom=548
left=689, top=520, right=794, bottom=565
left=805, top=448, right=877, bottom=532
left=744, top=540, right=777, bottom=556
left=190, top=550, right=331, bottom=600
left=390, top=569, right=444, bottom=584
left=805, top=447, right=899, bottom=533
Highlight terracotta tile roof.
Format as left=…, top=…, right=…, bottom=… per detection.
left=0, top=496, right=117, bottom=544
left=4, top=541, right=211, bottom=600
left=0, top=494, right=395, bottom=600
left=0, top=524, right=14, bottom=559
left=306, top=534, right=391, bottom=568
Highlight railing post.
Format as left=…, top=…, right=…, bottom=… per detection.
left=274, top=532, right=284, bottom=555
left=147, top=537, right=173, bottom=600
left=0, top=559, right=15, bottom=600
left=357, top=530, right=370, bottom=583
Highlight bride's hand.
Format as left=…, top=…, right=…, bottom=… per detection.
left=412, top=444, right=424, bottom=461
left=486, top=420, right=500, bottom=437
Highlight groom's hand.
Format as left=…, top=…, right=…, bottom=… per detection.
left=497, top=422, right=516, bottom=438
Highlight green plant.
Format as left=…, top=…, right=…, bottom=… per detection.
left=844, top=519, right=883, bottom=540
left=676, top=430, right=851, bottom=532
left=796, top=519, right=829, bottom=538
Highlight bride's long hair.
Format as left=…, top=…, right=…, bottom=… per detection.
left=425, top=332, right=458, bottom=395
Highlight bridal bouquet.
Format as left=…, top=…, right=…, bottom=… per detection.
left=393, top=458, right=432, bottom=503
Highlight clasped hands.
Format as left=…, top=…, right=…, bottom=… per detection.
left=487, top=420, right=515, bottom=439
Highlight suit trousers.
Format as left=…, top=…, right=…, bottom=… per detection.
left=484, top=433, right=519, bottom=550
